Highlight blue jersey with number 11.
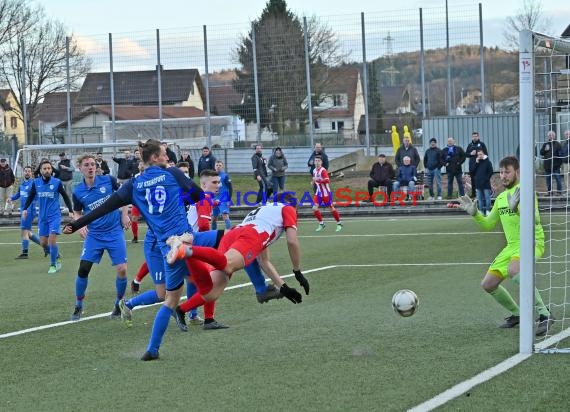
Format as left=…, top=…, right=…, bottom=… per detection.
left=117, top=165, right=199, bottom=243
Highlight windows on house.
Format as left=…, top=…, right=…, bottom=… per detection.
left=10, top=116, right=17, bottom=129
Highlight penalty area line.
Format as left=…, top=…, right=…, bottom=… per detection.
left=0, top=265, right=337, bottom=340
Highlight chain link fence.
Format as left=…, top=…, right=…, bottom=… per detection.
left=29, top=4, right=485, bottom=152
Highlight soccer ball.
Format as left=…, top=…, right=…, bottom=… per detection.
left=392, top=289, right=419, bottom=317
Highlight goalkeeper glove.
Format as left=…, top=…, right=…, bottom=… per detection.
left=280, top=283, right=303, bottom=304
left=458, top=195, right=478, bottom=216
left=293, top=269, right=310, bottom=295
left=507, top=187, right=520, bottom=213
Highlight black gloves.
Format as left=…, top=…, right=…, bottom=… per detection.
left=293, top=269, right=309, bottom=295
left=280, top=283, right=302, bottom=304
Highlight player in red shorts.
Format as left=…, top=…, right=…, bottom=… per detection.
left=129, top=161, right=145, bottom=243
left=312, top=155, right=343, bottom=232
left=165, top=193, right=309, bottom=325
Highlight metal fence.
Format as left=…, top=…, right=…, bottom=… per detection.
left=26, top=4, right=489, bottom=152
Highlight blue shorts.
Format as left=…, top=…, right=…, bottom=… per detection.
left=212, top=202, right=230, bottom=216
left=81, top=231, right=127, bottom=265
left=38, top=216, right=61, bottom=237
left=193, top=230, right=219, bottom=247
left=144, top=238, right=166, bottom=285
left=20, top=210, right=35, bottom=230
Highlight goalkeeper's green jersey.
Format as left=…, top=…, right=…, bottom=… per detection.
left=473, top=183, right=544, bottom=247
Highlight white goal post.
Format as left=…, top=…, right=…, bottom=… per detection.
left=519, top=29, right=570, bottom=354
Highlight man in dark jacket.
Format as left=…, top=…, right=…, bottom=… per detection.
left=465, top=131, right=488, bottom=198
left=252, top=144, right=271, bottom=204
left=307, top=142, right=329, bottom=175
left=392, top=156, right=417, bottom=200
left=95, top=152, right=110, bottom=175
left=57, top=152, right=75, bottom=204
left=112, top=149, right=137, bottom=184
left=394, top=137, right=420, bottom=168
left=442, top=137, right=466, bottom=198
left=540, top=130, right=563, bottom=195
left=197, top=146, right=216, bottom=175
left=162, top=142, right=178, bottom=164
left=0, top=157, right=15, bottom=215
left=267, top=147, right=288, bottom=192
left=180, top=151, right=195, bottom=179
left=368, top=154, right=395, bottom=198
left=473, top=149, right=494, bottom=216
left=423, top=138, right=444, bottom=200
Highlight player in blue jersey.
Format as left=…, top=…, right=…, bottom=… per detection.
left=211, top=160, right=233, bottom=230
left=8, top=166, right=43, bottom=259
left=70, top=154, right=131, bottom=321
left=63, top=139, right=206, bottom=361
left=23, top=160, right=73, bottom=274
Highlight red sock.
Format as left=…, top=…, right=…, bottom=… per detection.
left=135, top=261, right=148, bottom=282
left=204, top=300, right=216, bottom=319
left=179, top=292, right=206, bottom=313
left=313, top=210, right=323, bottom=222
left=131, top=221, right=138, bottom=237
left=190, top=246, right=227, bottom=271
left=332, top=209, right=340, bottom=222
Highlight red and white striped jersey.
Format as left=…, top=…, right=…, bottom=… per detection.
left=238, top=202, right=297, bottom=248
left=313, top=166, right=331, bottom=197
left=187, top=194, right=213, bottom=232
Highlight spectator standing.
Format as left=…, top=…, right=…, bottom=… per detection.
left=162, top=142, right=178, bottom=164
left=473, top=149, right=494, bottom=216
left=0, top=157, right=15, bottom=216
left=112, top=149, right=137, bottom=184
left=423, top=138, right=444, bottom=200
left=268, top=147, right=288, bottom=192
left=539, top=130, right=563, bottom=195
left=307, top=142, right=329, bottom=175
left=197, top=146, right=216, bottom=175
left=95, top=152, right=110, bottom=175
left=465, top=132, right=488, bottom=198
left=180, top=151, right=195, bottom=179
left=251, top=144, right=271, bottom=204
left=367, top=154, right=395, bottom=199
left=442, top=137, right=466, bottom=198
left=392, top=156, right=417, bottom=200
left=560, top=130, right=570, bottom=192
left=57, top=152, right=75, bottom=208
left=394, top=136, right=420, bottom=168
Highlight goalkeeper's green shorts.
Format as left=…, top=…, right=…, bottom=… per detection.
left=488, top=242, right=545, bottom=280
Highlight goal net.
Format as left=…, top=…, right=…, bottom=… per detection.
left=519, top=29, right=570, bottom=354
left=14, top=142, right=139, bottom=184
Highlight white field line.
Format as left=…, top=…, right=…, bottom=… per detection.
left=0, top=265, right=336, bottom=340
left=407, top=353, right=532, bottom=412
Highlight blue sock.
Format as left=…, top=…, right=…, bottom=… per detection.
left=115, top=277, right=128, bottom=304
left=146, top=305, right=172, bottom=356
left=126, top=290, right=159, bottom=309
left=30, top=233, right=40, bottom=245
left=50, top=244, right=58, bottom=266
left=22, top=239, right=29, bottom=252
left=211, top=219, right=218, bottom=230
left=75, top=276, right=88, bottom=308
left=186, top=280, right=198, bottom=318
left=224, top=218, right=232, bottom=230
left=244, top=259, right=268, bottom=294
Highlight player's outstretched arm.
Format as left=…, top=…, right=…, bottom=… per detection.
left=63, top=193, right=128, bottom=234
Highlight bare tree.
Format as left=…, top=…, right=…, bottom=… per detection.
left=503, top=0, right=552, bottom=50
left=0, top=5, right=91, bottom=142
left=0, top=0, right=35, bottom=48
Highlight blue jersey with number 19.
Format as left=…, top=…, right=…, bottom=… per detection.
left=116, top=165, right=200, bottom=243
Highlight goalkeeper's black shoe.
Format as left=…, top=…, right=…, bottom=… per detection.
left=203, top=319, right=229, bottom=330
left=498, top=315, right=520, bottom=328
left=141, top=351, right=159, bottom=361
left=536, top=313, right=555, bottom=336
